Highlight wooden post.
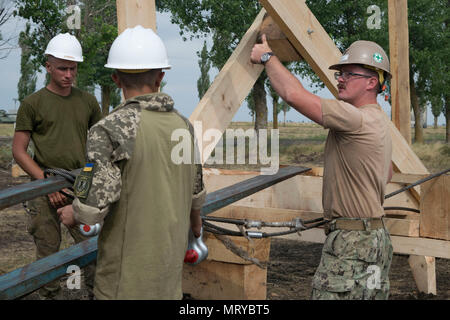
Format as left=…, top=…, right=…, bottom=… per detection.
left=115, top=0, right=157, bottom=100
left=116, top=0, right=157, bottom=34
left=408, top=255, right=437, bottom=295
left=388, top=0, right=412, bottom=144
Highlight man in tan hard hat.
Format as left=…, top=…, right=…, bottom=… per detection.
left=57, top=25, right=206, bottom=300
left=12, top=33, right=102, bottom=299
left=251, top=37, right=393, bottom=300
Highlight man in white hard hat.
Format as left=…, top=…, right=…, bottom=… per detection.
left=57, top=25, right=206, bottom=300
left=13, top=33, right=102, bottom=299
left=251, top=37, right=393, bottom=300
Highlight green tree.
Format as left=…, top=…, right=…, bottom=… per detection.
left=14, top=0, right=119, bottom=115
left=76, top=0, right=118, bottom=116
left=197, top=41, right=211, bottom=100
left=157, top=0, right=269, bottom=130
left=17, top=23, right=36, bottom=102
left=303, top=0, right=449, bottom=143
left=0, top=0, right=15, bottom=59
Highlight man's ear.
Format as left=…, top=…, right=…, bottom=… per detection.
left=111, top=72, right=122, bottom=88
left=155, top=71, right=165, bottom=89
left=45, top=61, right=51, bottom=73
left=367, top=77, right=379, bottom=92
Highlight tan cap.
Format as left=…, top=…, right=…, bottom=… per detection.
left=329, top=40, right=391, bottom=82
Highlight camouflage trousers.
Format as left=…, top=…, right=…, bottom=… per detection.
left=26, top=195, right=95, bottom=298
left=311, top=220, right=393, bottom=300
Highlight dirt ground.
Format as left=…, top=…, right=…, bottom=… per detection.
left=0, top=136, right=449, bottom=300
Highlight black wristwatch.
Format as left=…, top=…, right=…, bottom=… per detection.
left=260, top=52, right=274, bottom=65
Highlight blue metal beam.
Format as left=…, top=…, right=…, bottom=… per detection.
left=0, top=166, right=310, bottom=300
left=0, top=169, right=81, bottom=210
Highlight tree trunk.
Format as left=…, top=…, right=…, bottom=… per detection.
left=410, top=80, right=424, bottom=143
left=273, top=97, right=278, bottom=130
left=283, top=110, right=286, bottom=127
left=434, top=116, right=438, bottom=129
left=101, top=85, right=111, bottom=117
left=446, top=94, right=450, bottom=144
left=253, top=76, right=268, bottom=132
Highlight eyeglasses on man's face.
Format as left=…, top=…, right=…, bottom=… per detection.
left=334, top=71, right=374, bottom=81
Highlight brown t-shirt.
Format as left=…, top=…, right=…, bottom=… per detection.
left=321, top=98, right=392, bottom=219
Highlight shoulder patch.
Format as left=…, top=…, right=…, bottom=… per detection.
left=74, top=163, right=95, bottom=199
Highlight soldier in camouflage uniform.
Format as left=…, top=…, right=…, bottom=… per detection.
left=251, top=37, right=393, bottom=299
left=57, top=26, right=206, bottom=299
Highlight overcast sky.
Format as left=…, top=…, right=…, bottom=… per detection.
left=0, top=8, right=445, bottom=126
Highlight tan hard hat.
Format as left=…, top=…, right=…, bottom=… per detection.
left=329, top=40, right=391, bottom=83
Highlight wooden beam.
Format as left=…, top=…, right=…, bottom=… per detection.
left=388, top=0, right=412, bottom=144
left=189, top=10, right=266, bottom=163
left=259, top=0, right=340, bottom=96
left=259, top=14, right=302, bottom=62
left=420, top=175, right=450, bottom=240
left=408, top=255, right=437, bottom=295
left=116, top=0, right=157, bottom=34
left=277, top=228, right=450, bottom=259
left=391, top=236, right=450, bottom=259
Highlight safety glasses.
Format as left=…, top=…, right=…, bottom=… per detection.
left=334, top=71, right=374, bottom=81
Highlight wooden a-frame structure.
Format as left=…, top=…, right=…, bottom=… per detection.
left=116, top=0, right=447, bottom=297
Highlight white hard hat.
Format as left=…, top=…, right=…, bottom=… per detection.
left=105, top=25, right=171, bottom=71
left=45, top=33, right=83, bottom=62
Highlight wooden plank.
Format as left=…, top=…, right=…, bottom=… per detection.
left=388, top=0, right=412, bottom=144
left=202, top=232, right=271, bottom=265
left=116, top=0, right=156, bottom=34
left=189, top=10, right=265, bottom=163
left=391, top=173, right=428, bottom=184
left=202, top=166, right=311, bottom=215
left=183, top=260, right=268, bottom=300
left=408, top=255, right=437, bottom=295
left=259, top=14, right=302, bottom=62
left=384, top=217, right=419, bottom=237
left=11, top=163, right=27, bottom=178
left=276, top=229, right=450, bottom=259
left=259, top=0, right=340, bottom=96
left=391, top=236, right=450, bottom=259
left=211, top=205, right=323, bottom=222
left=420, top=175, right=450, bottom=240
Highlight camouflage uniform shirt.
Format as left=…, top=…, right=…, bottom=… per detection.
left=72, top=93, right=206, bottom=300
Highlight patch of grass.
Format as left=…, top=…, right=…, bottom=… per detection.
left=411, top=142, right=450, bottom=173
left=0, top=145, right=12, bottom=169
left=0, top=124, right=14, bottom=137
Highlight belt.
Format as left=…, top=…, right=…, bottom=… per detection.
left=325, top=218, right=385, bottom=235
